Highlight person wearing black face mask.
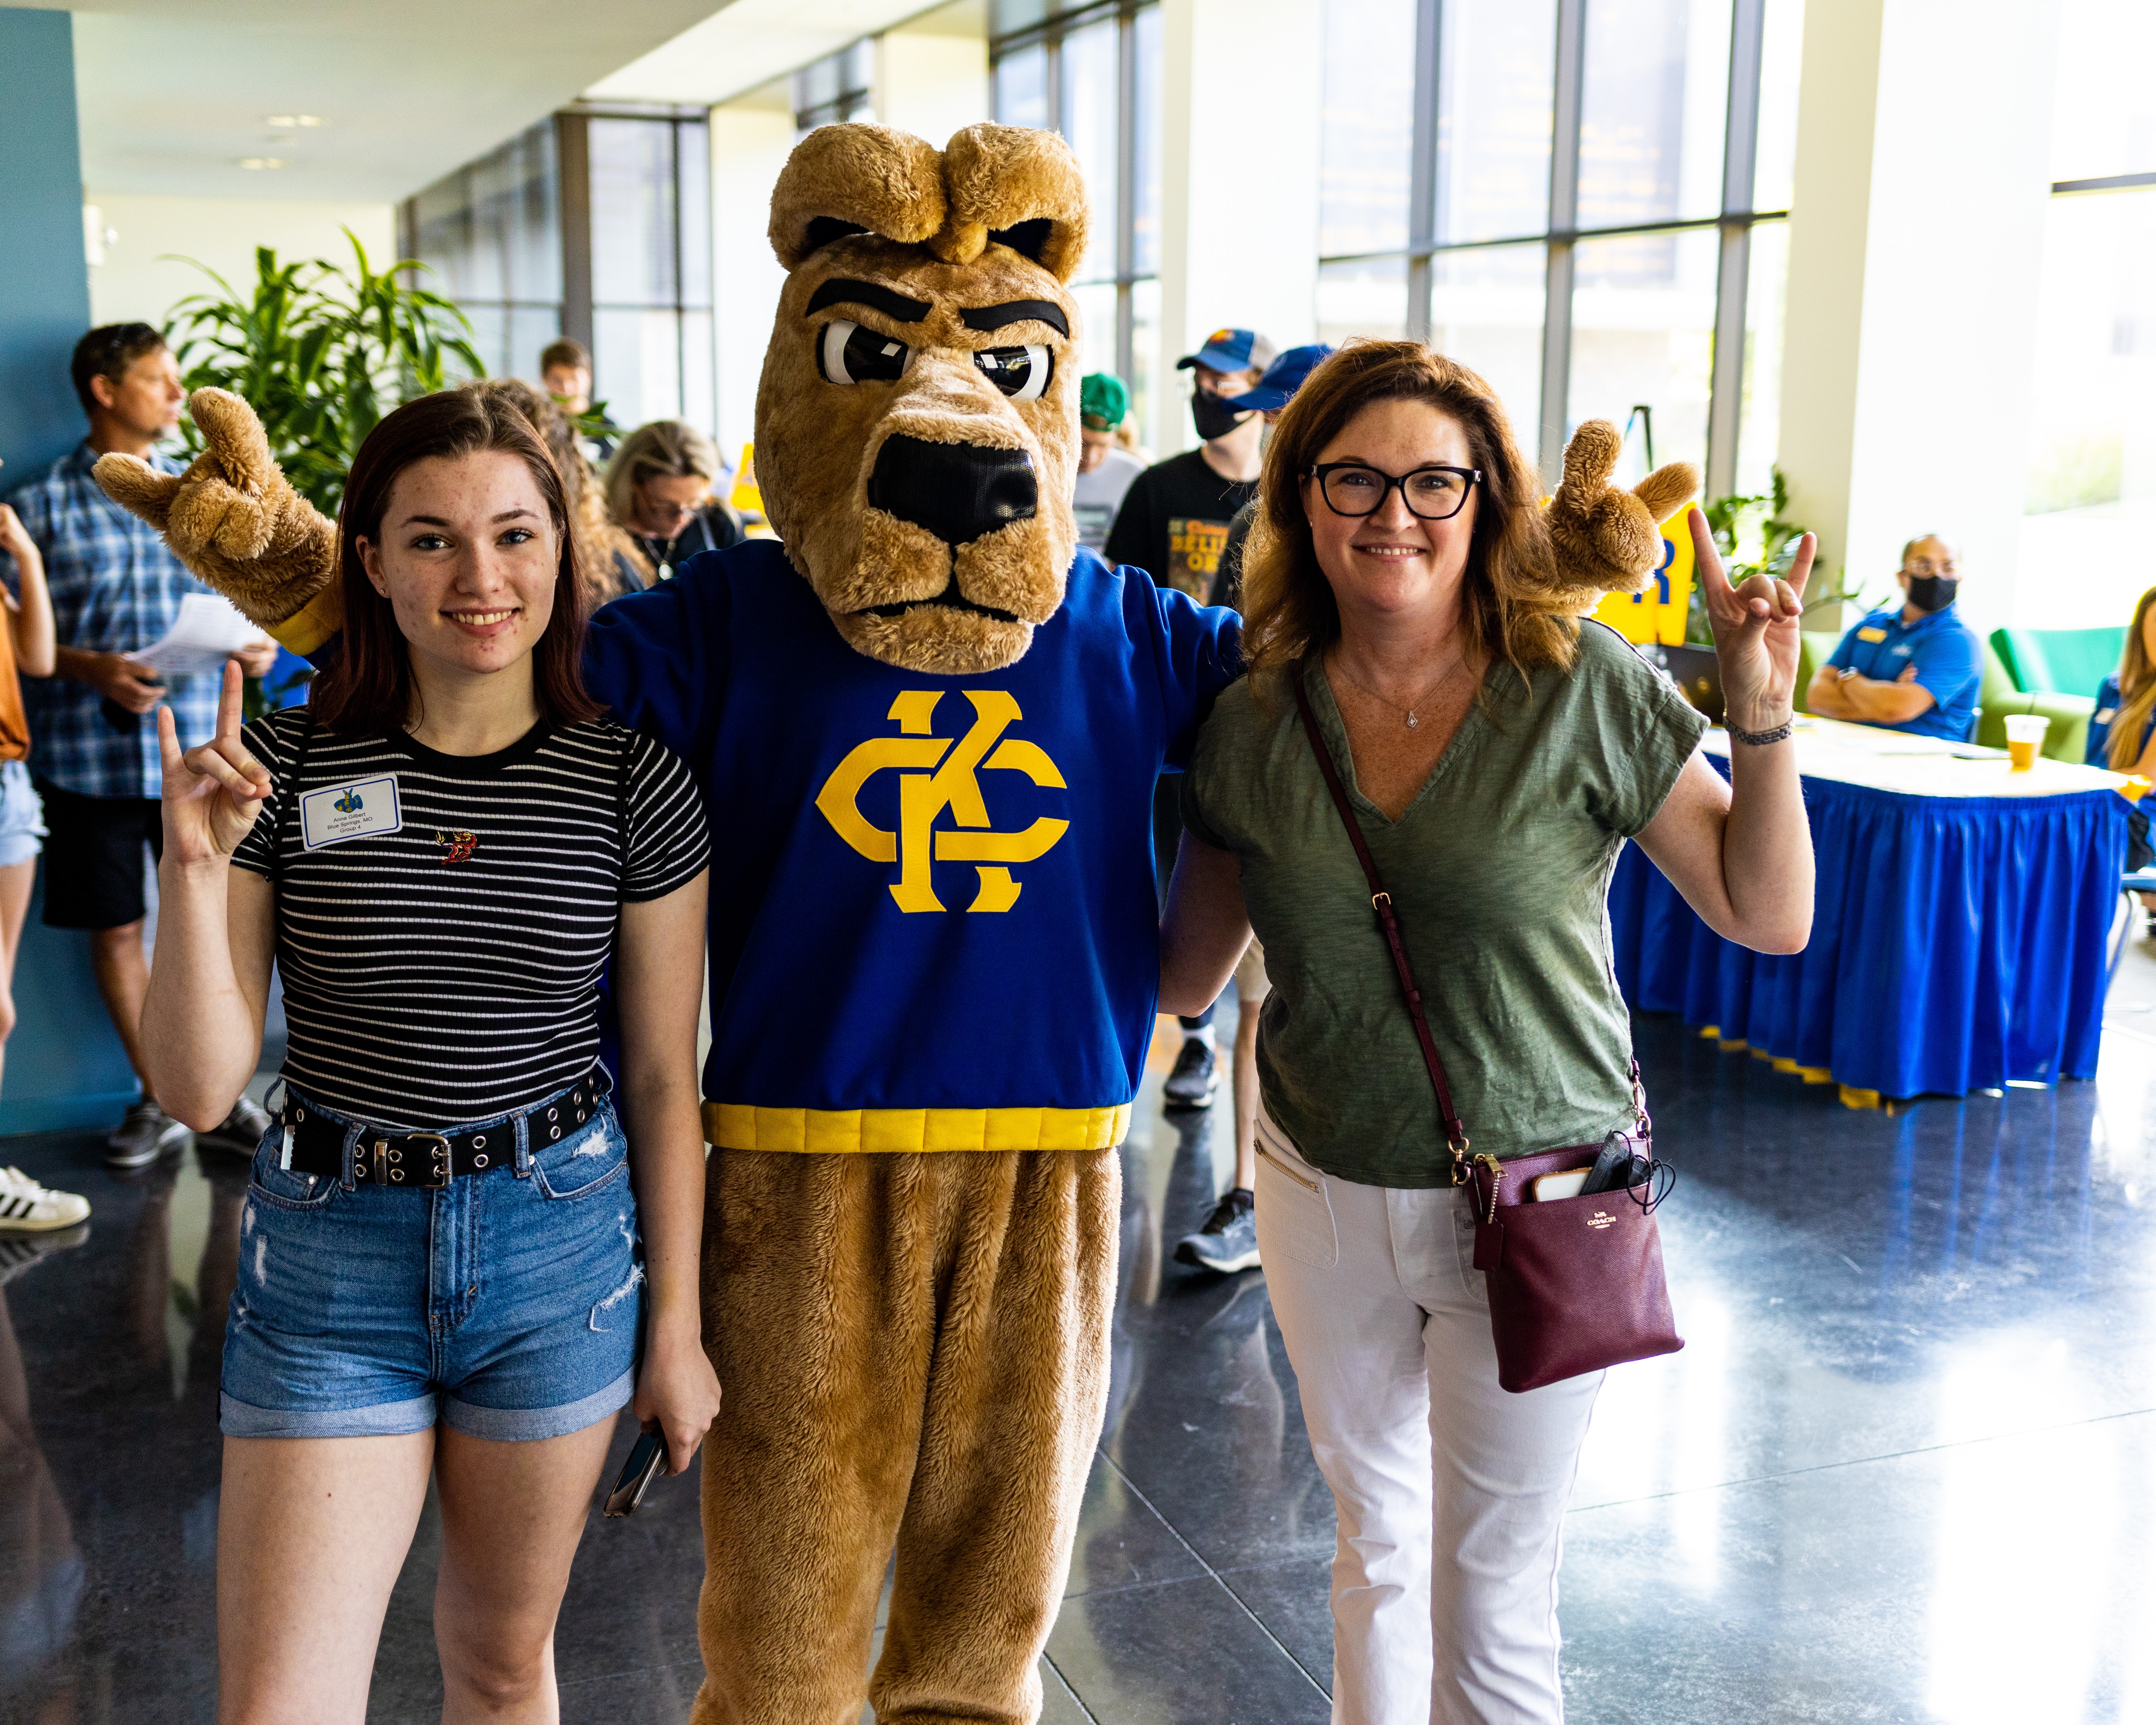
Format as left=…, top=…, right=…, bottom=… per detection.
left=1105, top=326, right=1275, bottom=1112
left=1807, top=533, right=1984, bottom=740
left=1105, top=328, right=1276, bottom=605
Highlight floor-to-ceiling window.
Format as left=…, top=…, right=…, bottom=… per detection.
left=403, top=107, right=715, bottom=439
left=1317, top=0, right=1801, bottom=497
left=794, top=40, right=878, bottom=134
left=991, top=0, right=1165, bottom=452
left=2020, top=0, right=2156, bottom=629
left=404, top=120, right=563, bottom=383
left=583, top=110, right=714, bottom=434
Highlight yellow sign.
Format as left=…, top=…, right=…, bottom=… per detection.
left=817, top=691, right=1069, bottom=914
left=731, top=442, right=777, bottom=538
left=1590, top=509, right=1696, bottom=646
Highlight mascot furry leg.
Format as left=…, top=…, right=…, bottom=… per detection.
left=698, top=1151, right=1115, bottom=1722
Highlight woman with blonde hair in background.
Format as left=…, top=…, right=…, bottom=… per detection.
left=1159, top=338, right=1815, bottom=1724
left=2089, top=584, right=2156, bottom=878
left=603, top=420, right=745, bottom=584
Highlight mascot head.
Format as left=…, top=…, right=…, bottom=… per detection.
left=754, top=123, right=1090, bottom=676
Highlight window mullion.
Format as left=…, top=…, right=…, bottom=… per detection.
left=1405, top=0, right=1441, bottom=342
left=1707, top=0, right=1767, bottom=498
left=1116, top=3, right=1138, bottom=380
left=1538, top=0, right=1586, bottom=485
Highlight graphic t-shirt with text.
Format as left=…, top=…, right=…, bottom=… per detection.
left=1103, top=448, right=1259, bottom=601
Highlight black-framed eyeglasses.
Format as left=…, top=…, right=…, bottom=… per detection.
left=1306, top=462, right=1483, bottom=521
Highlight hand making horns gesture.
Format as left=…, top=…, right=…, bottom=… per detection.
left=157, top=660, right=273, bottom=865
left=1688, top=509, right=1817, bottom=733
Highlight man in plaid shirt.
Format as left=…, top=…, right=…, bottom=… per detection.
left=10, top=324, right=276, bottom=1167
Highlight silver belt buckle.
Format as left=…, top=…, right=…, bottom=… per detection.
left=412, top=1133, right=453, bottom=1188
left=370, top=1133, right=452, bottom=1187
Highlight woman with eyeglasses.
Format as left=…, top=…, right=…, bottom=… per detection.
left=1157, top=340, right=1815, bottom=1724
left=603, top=420, right=746, bottom=586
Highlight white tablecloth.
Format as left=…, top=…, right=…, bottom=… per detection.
left=1702, top=715, right=2133, bottom=801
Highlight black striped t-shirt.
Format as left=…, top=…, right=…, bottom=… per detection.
left=232, top=708, right=708, bottom=1126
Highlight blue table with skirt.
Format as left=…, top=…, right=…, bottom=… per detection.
left=1610, top=719, right=2129, bottom=1103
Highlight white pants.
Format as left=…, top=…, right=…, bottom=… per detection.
left=1254, top=1110, right=1602, bottom=1725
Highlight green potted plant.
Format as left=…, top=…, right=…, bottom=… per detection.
left=162, top=229, right=485, bottom=519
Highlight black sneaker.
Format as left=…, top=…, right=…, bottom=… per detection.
left=105, top=1100, right=191, bottom=1170
left=1162, top=1038, right=1218, bottom=1109
left=198, top=1094, right=272, bottom=1157
left=1175, top=1187, right=1259, bottom=1273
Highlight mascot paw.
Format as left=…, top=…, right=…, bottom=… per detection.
left=1546, top=419, right=1699, bottom=597
left=94, top=388, right=339, bottom=630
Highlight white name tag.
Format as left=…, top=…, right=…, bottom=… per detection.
left=300, top=775, right=402, bottom=850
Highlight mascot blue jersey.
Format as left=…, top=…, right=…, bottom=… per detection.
left=585, top=538, right=1241, bottom=1154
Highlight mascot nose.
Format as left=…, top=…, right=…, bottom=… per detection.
left=868, top=435, right=1038, bottom=546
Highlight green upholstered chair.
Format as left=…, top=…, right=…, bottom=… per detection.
left=1794, top=630, right=1846, bottom=715
left=1989, top=626, right=2126, bottom=700
left=1974, top=640, right=2094, bottom=761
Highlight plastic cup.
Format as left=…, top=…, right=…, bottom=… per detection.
left=2003, top=712, right=2048, bottom=772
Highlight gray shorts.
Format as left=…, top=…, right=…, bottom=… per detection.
left=0, top=759, right=46, bottom=868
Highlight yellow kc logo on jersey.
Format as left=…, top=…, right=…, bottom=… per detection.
left=816, top=691, right=1069, bottom=913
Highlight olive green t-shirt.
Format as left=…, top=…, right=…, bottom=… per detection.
left=1182, top=621, right=1706, bottom=1184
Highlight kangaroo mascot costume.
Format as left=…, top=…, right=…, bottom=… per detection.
left=96, top=122, right=1691, bottom=1725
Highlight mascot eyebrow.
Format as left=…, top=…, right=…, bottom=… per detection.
left=960, top=299, right=1070, bottom=337
left=806, top=278, right=931, bottom=322
left=803, top=277, right=1072, bottom=340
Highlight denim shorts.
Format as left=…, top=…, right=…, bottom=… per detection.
left=219, top=1078, right=644, bottom=1441
left=0, top=759, right=45, bottom=868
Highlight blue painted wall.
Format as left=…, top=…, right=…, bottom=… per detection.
left=0, top=8, right=144, bottom=1135
left=0, top=7, right=92, bottom=486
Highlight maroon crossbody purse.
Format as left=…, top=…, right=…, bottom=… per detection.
left=1291, top=671, right=1683, bottom=1393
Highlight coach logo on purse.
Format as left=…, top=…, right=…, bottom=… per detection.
left=1587, top=1210, right=1615, bottom=1231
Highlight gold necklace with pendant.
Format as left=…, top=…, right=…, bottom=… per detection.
left=1330, top=644, right=1465, bottom=730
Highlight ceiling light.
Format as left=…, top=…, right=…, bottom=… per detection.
left=238, top=157, right=286, bottom=170
left=263, top=114, right=324, bottom=127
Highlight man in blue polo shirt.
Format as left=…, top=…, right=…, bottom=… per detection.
left=1806, top=533, right=1981, bottom=740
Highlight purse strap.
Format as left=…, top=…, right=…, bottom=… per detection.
left=1292, top=660, right=1654, bottom=1187
left=1290, top=663, right=1475, bottom=1182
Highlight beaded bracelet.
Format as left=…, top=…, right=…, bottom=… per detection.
left=1727, top=717, right=1794, bottom=747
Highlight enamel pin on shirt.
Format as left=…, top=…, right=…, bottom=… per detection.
left=300, top=776, right=402, bottom=849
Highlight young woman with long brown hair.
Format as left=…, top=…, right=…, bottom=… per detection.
left=137, top=388, right=719, bottom=1723
left=2089, top=584, right=2156, bottom=873
left=1158, top=340, right=1815, bottom=1724
left=2091, top=586, right=2156, bottom=777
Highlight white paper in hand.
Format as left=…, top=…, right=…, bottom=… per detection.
left=126, top=594, right=261, bottom=679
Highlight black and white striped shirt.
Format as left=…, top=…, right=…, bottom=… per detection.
left=233, top=708, right=708, bottom=1126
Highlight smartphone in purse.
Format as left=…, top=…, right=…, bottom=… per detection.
left=1579, top=1130, right=1652, bottom=1195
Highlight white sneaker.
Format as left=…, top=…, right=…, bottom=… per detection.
left=0, top=1166, right=91, bottom=1233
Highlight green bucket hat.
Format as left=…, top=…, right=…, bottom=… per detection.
left=1080, top=372, right=1129, bottom=430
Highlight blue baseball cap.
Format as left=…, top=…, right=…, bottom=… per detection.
left=1176, top=327, right=1277, bottom=375
left=1231, top=343, right=1334, bottom=412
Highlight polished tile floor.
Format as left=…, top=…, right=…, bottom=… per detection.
left=3, top=934, right=2154, bottom=1724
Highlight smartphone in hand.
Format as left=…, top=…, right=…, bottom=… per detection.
left=603, top=1427, right=669, bottom=1518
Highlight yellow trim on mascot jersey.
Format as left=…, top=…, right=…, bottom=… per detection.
left=705, top=1101, right=1134, bottom=1154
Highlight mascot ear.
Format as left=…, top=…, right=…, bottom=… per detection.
left=931, top=124, right=1091, bottom=282
left=768, top=124, right=949, bottom=269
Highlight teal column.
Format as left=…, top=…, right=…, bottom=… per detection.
left=0, top=9, right=141, bottom=1135
left=0, top=7, right=92, bottom=479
